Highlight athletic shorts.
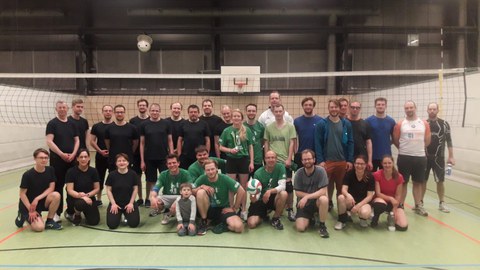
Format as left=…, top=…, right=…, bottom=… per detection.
left=296, top=199, right=318, bottom=219
left=397, top=155, right=427, bottom=183
left=158, top=195, right=180, bottom=209
left=18, top=198, right=48, bottom=218
left=145, top=159, right=167, bottom=182
left=225, top=156, right=250, bottom=174
left=247, top=194, right=277, bottom=218
left=425, top=155, right=445, bottom=182
left=207, top=207, right=237, bottom=225
left=132, top=153, right=143, bottom=174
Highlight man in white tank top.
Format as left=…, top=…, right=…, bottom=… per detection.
left=393, top=101, right=431, bottom=216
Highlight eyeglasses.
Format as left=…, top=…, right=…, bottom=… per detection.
left=302, top=158, right=314, bottom=162
left=114, top=111, right=125, bottom=114
left=350, top=106, right=361, bottom=110
left=354, top=163, right=366, bottom=166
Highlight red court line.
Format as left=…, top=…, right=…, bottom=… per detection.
left=405, top=203, right=480, bottom=244
left=0, top=203, right=16, bottom=212
left=0, top=227, right=26, bottom=245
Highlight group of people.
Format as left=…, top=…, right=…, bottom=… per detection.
left=16, top=92, right=454, bottom=238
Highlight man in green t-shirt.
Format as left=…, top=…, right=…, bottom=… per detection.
left=244, top=103, right=265, bottom=177
left=247, top=151, right=287, bottom=230
left=188, top=145, right=226, bottom=181
left=193, top=160, right=245, bottom=235
left=149, top=154, right=193, bottom=224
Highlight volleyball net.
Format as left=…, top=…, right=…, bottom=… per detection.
left=0, top=68, right=468, bottom=127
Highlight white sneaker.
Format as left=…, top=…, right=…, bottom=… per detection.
left=334, top=221, right=346, bottom=230
left=240, top=211, right=248, bottom=222
left=359, top=219, right=369, bottom=228
left=53, top=213, right=61, bottom=223
left=439, top=202, right=450, bottom=213
left=161, top=213, right=171, bottom=225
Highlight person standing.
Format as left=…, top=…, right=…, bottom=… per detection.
left=294, top=97, right=322, bottom=168
left=214, top=105, right=233, bottom=159
left=258, top=91, right=293, bottom=127
left=68, top=98, right=89, bottom=150
left=200, top=99, right=223, bottom=157
left=338, top=98, right=349, bottom=119
left=46, top=100, right=79, bottom=220
left=244, top=103, right=265, bottom=177
left=314, top=99, right=354, bottom=211
left=264, top=104, right=297, bottom=221
left=393, top=100, right=431, bottom=216
left=365, top=97, right=396, bottom=171
left=140, top=103, right=174, bottom=208
left=347, top=101, right=373, bottom=170
left=90, top=104, right=113, bottom=206
left=425, top=102, right=455, bottom=213
left=129, top=98, right=149, bottom=206
left=177, top=105, right=210, bottom=169
left=166, top=102, right=186, bottom=155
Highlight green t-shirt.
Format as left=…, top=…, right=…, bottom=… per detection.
left=244, top=121, right=265, bottom=165
left=264, top=122, right=297, bottom=163
left=153, top=168, right=193, bottom=195
left=194, top=174, right=240, bottom=208
left=188, top=157, right=226, bottom=180
left=219, top=126, right=254, bottom=158
left=253, top=163, right=286, bottom=198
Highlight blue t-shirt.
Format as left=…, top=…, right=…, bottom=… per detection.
left=294, top=115, right=322, bottom=152
left=365, top=115, right=396, bottom=160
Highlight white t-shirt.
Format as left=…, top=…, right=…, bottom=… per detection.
left=399, top=117, right=427, bottom=157
left=258, top=108, right=293, bottom=127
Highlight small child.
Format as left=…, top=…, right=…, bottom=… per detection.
left=174, top=183, right=197, bottom=236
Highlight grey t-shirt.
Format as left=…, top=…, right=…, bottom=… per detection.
left=293, top=166, right=329, bottom=199
left=325, top=120, right=345, bottom=161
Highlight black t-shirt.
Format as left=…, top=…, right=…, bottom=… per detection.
left=105, top=123, right=139, bottom=164
left=20, top=166, right=56, bottom=202
left=129, top=116, right=150, bottom=155
left=45, top=117, right=79, bottom=158
left=68, top=116, right=89, bottom=149
left=199, top=115, right=222, bottom=152
left=215, top=122, right=232, bottom=159
left=178, top=120, right=210, bottom=159
left=91, top=121, right=111, bottom=150
left=140, top=119, right=172, bottom=160
left=105, top=170, right=137, bottom=207
left=166, top=117, right=186, bottom=148
left=65, top=166, right=100, bottom=193
left=350, top=119, right=372, bottom=158
left=342, top=170, right=375, bottom=203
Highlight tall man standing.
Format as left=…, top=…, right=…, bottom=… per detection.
left=68, top=98, right=89, bottom=149
left=294, top=97, right=322, bottom=168
left=366, top=97, right=396, bottom=171
left=200, top=99, right=223, bottom=157
left=166, top=102, right=185, bottom=155
left=258, top=91, right=293, bottom=127
left=178, top=105, right=210, bottom=169
left=314, top=99, right=354, bottom=211
left=264, top=104, right=297, bottom=221
left=46, top=100, right=79, bottom=220
left=90, top=104, right=113, bottom=206
left=393, top=100, right=431, bottom=216
left=244, top=103, right=265, bottom=176
left=347, top=101, right=373, bottom=170
left=425, top=102, right=455, bottom=213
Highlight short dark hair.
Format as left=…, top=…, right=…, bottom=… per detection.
left=115, top=153, right=129, bottom=162
left=114, top=104, right=126, bottom=112
left=166, top=153, right=180, bottom=162
left=338, top=97, right=349, bottom=105
left=179, top=182, right=193, bottom=191
left=195, top=145, right=209, bottom=154
left=202, top=99, right=213, bottom=106
left=188, top=104, right=200, bottom=112
left=301, top=97, right=316, bottom=107
left=245, top=103, right=257, bottom=110
left=374, top=97, right=387, bottom=105
left=33, top=148, right=49, bottom=158
left=301, top=149, right=316, bottom=159
left=137, top=98, right=149, bottom=107
left=328, top=99, right=340, bottom=107
left=76, top=148, right=90, bottom=158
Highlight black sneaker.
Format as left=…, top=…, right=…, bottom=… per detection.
left=15, top=212, right=26, bottom=228
left=72, top=214, right=82, bottom=226
left=328, top=200, right=334, bottom=212
left=197, top=220, right=207, bottom=236
left=318, top=224, right=329, bottom=238
left=64, top=212, right=74, bottom=223
left=270, top=217, right=284, bottom=230
left=212, top=222, right=229, bottom=234
left=45, top=220, right=63, bottom=230
left=145, top=199, right=151, bottom=208
left=95, top=200, right=103, bottom=207
left=136, top=199, right=144, bottom=206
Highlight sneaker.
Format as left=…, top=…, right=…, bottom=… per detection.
left=161, top=213, right=171, bottom=225
left=45, top=220, right=63, bottom=230
left=64, top=212, right=74, bottom=223
left=136, top=199, right=144, bottom=206
left=318, top=224, right=330, bottom=238
left=287, top=208, right=296, bottom=222
left=240, top=211, right=248, bottom=222
left=149, top=208, right=160, bottom=217
left=15, top=212, right=26, bottom=228
left=197, top=220, right=207, bottom=236
left=53, top=213, right=62, bottom=223
left=387, top=212, right=396, bottom=231
left=95, top=200, right=103, bottom=207
left=72, top=214, right=82, bottom=226
left=270, top=217, right=284, bottom=230
left=415, top=204, right=428, bottom=217
left=212, top=222, right=229, bottom=234
left=328, top=200, right=334, bottom=212
left=334, top=221, right=346, bottom=230
left=439, top=202, right=450, bottom=213
left=145, top=199, right=151, bottom=208
left=359, top=218, right=369, bottom=228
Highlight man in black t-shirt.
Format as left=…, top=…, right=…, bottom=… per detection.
left=199, top=99, right=223, bottom=157
left=166, top=102, right=186, bottom=155
left=46, top=100, right=79, bottom=219
left=16, top=148, right=62, bottom=231
left=177, top=104, right=210, bottom=169
left=68, top=98, right=89, bottom=149
left=347, top=101, right=373, bottom=170
left=214, top=105, right=233, bottom=159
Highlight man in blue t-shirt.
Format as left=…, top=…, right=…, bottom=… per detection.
left=294, top=97, right=322, bottom=169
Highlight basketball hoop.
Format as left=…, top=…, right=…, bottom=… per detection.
left=233, top=78, right=248, bottom=94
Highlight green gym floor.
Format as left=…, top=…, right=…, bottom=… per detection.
left=0, top=167, right=479, bottom=270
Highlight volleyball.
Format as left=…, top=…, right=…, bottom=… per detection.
left=246, top=178, right=262, bottom=195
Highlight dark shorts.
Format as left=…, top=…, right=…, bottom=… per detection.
left=247, top=194, right=277, bottom=218
left=145, top=159, right=167, bottom=182
left=207, top=207, right=237, bottom=225
left=132, top=153, right=142, bottom=175
left=397, top=155, right=427, bottom=183
left=425, top=155, right=445, bottom=182
left=296, top=199, right=318, bottom=219
left=18, top=198, right=48, bottom=221
left=225, top=156, right=250, bottom=174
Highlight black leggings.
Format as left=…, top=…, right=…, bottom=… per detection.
left=106, top=203, right=140, bottom=229
left=67, top=197, right=100, bottom=225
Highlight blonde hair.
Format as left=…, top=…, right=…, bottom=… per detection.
left=232, top=109, right=247, bottom=141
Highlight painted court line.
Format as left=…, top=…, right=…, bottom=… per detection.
left=0, top=227, right=25, bottom=245
left=0, top=203, right=16, bottom=212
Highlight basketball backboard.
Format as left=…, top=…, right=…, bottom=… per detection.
left=221, top=66, right=260, bottom=94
